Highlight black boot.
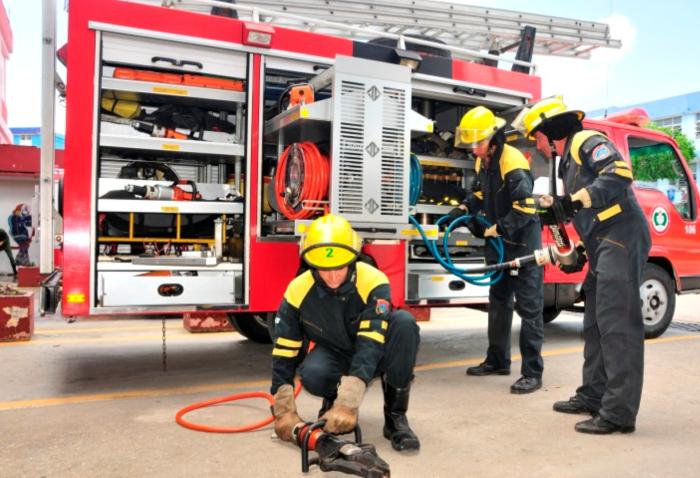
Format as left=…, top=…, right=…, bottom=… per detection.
left=382, top=380, right=420, bottom=451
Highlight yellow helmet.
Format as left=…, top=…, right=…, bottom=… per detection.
left=300, top=214, right=363, bottom=270
left=455, top=106, right=506, bottom=147
left=520, top=96, right=584, bottom=139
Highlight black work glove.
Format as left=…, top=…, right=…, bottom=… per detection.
left=538, top=196, right=583, bottom=226
left=559, top=243, right=587, bottom=274
left=441, top=207, right=466, bottom=230
left=465, top=217, right=486, bottom=239
left=559, top=195, right=583, bottom=219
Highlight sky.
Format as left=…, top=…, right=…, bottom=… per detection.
left=3, top=0, right=700, bottom=133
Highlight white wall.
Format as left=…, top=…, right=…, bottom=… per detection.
left=0, top=178, right=40, bottom=272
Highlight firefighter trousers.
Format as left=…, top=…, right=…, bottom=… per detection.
left=300, top=310, right=420, bottom=397
left=576, top=219, right=651, bottom=427
left=485, top=264, right=544, bottom=378
left=2, top=240, right=16, bottom=274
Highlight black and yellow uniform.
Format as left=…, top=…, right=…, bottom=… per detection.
left=560, top=130, right=651, bottom=428
left=271, top=261, right=419, bottom=397
left=465, top=142, right=544, bottom=380
left=0, top=228, right=17, bottom=276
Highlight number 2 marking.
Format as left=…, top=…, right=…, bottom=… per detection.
left=326, top=247, right=334, bottom=258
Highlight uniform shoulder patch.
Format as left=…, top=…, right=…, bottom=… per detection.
left=375, top=299, right=391, bottom=316
left=591, top=143, right=612, bottom=162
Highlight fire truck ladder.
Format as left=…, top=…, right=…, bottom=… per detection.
left=132, top=0, right=622, bottom=70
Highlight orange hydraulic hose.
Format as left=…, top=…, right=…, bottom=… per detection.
left=175, top=381, right=303, bottom=433
left=274, top=142, right=330, bottom=219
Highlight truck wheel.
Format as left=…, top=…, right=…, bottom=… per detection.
left=543, top=307, right=561, bottom=323
left=228, top=313, right=273, bottom=344
left=640, top=263, right=676, bottom=339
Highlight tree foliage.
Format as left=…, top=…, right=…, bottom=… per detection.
left=630, top=123, right=697, bottom=181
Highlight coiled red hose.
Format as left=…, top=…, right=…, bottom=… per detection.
left=274, top=142, right=330, bottom=219
left=175, top=381, right=303, bottom=433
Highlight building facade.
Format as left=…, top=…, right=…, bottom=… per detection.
left=0, top=1, right=12, bottom=144
left=588, top=91, right=700, bottom=179
left=11, top=127, right=65, bottom=149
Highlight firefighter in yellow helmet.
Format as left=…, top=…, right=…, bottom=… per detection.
left=520, top=96, right=651, bottom=434
left=450, top=106, right=545, bottom=394
left=270, top=214, right=421, bottom=451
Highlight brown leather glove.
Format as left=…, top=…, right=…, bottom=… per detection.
left=323, top=376, right=366, bottom=434
left=272, top=384, right=303, bottom=442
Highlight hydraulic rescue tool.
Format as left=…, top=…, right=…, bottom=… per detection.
left=125, top=180, right=202, bottom=201
left=294, top=421, right=390, bottom=477
left=101, top=113, right=189, bottom=140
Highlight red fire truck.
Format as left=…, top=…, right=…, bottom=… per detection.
left=59, top=0, right=698, bottom=342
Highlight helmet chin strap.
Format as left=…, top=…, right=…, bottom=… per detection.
left=548, top=138, right=560, bottom=196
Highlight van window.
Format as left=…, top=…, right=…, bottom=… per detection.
left=628, top=135, right=694, bottom=220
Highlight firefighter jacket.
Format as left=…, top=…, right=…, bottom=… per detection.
left=465, top=143, right=541, bottom=262
left=271, top=261, right=392, bottom=394
left=559, top=130, right=644, bottom=242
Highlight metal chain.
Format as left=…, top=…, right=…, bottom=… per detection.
left=162, top=316, right=168, bottom=373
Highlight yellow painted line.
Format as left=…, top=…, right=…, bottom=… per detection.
left=414, top=335, right=700, bottom=372
left=0, top=331, right=238, bottom=347
left=0, top=379, right=270, bottom=412
left=1, top=334, right=698, bottom=412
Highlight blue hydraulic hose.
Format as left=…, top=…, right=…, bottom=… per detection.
left=409, top=214, right=504, bottom=286
left=409, top=153, right=422, bottom=206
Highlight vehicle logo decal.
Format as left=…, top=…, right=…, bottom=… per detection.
left=651, top=206, right=669, bottom=233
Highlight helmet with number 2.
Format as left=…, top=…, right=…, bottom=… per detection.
left=300, top=214, right=363, bottom=270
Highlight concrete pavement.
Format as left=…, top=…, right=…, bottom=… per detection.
left=1, top=295, right=699, bottom=477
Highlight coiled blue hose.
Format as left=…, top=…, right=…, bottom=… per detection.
left=409, top=153, right=422, bottom=206
left=409, top=214, right=504, bottom=286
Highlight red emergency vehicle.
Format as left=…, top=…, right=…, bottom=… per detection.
left=59, top=0, right=694, bottom=341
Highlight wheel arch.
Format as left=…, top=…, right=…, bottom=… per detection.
left=647, top=256, right=679, bottom=292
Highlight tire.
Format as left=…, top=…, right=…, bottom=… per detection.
left=228, top=313, right=273, bottom=344
left=639, top=263, right=676, bottom=339
left=543, top=307, right=561, bottom=324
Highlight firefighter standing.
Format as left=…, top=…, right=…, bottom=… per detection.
left=520, top=97, right=651, bottom=434
left=448, top=106, right=544, bottom=394
left=271, top=214, right=421, bottom=451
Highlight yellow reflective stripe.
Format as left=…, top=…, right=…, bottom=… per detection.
left=272, top=348, right=300, bottom=358
left=357, top=331, right=386, bottom=344
left=524, top=198, right=536, bottom=204
left=359, top=320, right=371, bottom=330
left=276, top=337, right=302, bottom=349
left=474, top=191, right=484, bottom=200
left=474, top=157, right=482, bottom=174
left=283, top=270, right=315, bottom=309
left=381, top=321, right=388, bottom=330
left=614, top=161, right=630, bottom=168
left=499, top=145, right=530, bottom=179
left=614, top=168, right=633, bottom=179
left=597, top=204, right=622, bottom=222
left=513, top=204, right=537, bottom=214
left=571, top=130, right=605, bottom=166
left=355, top=262, right=390, bottom=303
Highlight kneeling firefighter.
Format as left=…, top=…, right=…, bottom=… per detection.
left=520, top=96, right=651, bottom=434
left=448, top=106, right=545, bottom=394
left=271, top=214, right=421, bottom=451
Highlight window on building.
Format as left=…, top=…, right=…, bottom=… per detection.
left=628, top=135, right=695, bottom=220
left=695, top=113, right=700, bottom=139
left=655, top=116, right=682, bottom=134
